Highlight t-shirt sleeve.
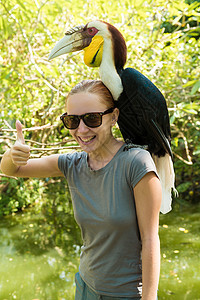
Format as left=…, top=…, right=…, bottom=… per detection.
left=129, top=149, right=158, bottom=188
left=58, top=151, right=83, bottom=179
left=58, top=153, right=70, bottom=178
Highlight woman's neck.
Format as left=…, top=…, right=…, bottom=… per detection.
left=88, top=139, right=124, bottom=171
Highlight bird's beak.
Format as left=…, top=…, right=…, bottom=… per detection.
left=48, top=25, right=92, bottom=60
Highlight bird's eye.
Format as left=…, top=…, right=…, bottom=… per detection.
left=86, top=27, right=98, bottom=36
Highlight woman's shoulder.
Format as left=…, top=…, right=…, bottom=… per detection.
left=117, top=145, right=156, bottom=174
left=59, top=150, right=86, bottom=161
left=118, top=145, right=157, bottom=187
left=119, top=145, right=152, bottom=162
left=58, top=151, right=86, bottom=170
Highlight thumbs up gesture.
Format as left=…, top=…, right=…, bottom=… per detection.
left=10, top=120, right=30, bottom=166
left=16, top=120, right=25, bottom=144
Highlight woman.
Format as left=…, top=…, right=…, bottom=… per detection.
left=0, top=80, right=161, bottom=299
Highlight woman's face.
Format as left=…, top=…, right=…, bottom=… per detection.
left=66, top=92, right=117, bottom=155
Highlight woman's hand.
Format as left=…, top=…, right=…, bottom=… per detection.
left=10, top=120, right=30, bottom=166
left=0, top=121, right=62, bottom=178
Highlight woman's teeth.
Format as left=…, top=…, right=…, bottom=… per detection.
left=80, top=136, right=95, bottom=143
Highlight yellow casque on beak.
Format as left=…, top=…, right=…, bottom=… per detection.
left=83, top=35, right=104, bottom=67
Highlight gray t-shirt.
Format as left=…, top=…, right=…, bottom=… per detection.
left=58, top=145, right=158, bottom=298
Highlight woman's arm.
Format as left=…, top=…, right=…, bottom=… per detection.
left=134, top=171, right=161, bottom=300
left=0, top=121, right=63, bottom=178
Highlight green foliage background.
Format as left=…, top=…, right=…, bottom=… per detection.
left=0, top=0, right=200, bottom=215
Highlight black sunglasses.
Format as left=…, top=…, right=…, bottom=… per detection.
left=60, top=107, right=114, bottom=130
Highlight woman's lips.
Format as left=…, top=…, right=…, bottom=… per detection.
left=78, top=135, right=96, bottom=145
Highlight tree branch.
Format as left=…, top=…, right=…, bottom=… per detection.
left=0, top=123, right=57, bottom=133
left=0, top=173, right=18, bottom=180
left=173, top=152, right=193, bottom=165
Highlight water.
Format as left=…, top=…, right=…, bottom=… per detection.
left=159, top=204, right=200, bottom=300
left=0, top=203, right=199, bottom=300
left=0, top=210, right=82, bottom=300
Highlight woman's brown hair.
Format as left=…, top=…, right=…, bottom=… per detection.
left=66, top=80, right=115, bottom=108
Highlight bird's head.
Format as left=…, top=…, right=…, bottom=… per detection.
left=48, top=20, right=127, bottom=70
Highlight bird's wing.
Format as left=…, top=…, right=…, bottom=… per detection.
left=148, top=119, right=172, bottom=157
left=116, top=68, right=172, bottom=157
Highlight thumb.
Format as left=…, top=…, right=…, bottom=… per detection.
left=16, top=120, right=25, bottom=144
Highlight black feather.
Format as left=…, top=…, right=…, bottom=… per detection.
left=115, top=68, right=172, bottom=157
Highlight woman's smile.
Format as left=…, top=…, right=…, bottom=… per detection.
left=78, top=135, right=97, bottom=145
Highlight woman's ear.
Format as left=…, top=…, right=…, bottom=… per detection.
left=111, top=108, right=119, bottom=126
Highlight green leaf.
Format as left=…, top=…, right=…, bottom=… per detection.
left=170, top=114, right=176, bottom=125
left=2, top=18, right=8, bottom=39
left=177, top=182, right=192, bottom=193
left=183, top=104, right=199, bottom=110
left=172, top=15, right=182, bottom=25
left=182, top=109, right=198, bottom=114
left=188, top=1, right=200, bottom=12
left=23, top=79, right=38, bottom=84
left=5, top=71, right=13, bottom=79
left=16, top=0, right=27, bottom=11
left=133, top=0, right=146, bottom=8
left=191, top=80, right=200, bottom=95
left=183, top=80, right=197, bottom=88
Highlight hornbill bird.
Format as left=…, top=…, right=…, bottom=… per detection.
left=48, top=20, right=176, bottom=213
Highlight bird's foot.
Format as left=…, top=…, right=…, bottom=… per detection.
left=123, top=139, right=148, bottom=151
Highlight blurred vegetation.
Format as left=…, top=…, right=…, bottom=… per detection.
left=0, top=0, right=200, bottom=215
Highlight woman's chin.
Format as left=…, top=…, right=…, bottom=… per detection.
left=77, top=136, right=97, bottom=153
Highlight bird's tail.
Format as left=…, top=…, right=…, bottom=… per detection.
left=152, top=154, right=178, bottom=214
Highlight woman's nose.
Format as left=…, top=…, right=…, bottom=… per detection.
left=77, top=119, right=89, bottom=132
